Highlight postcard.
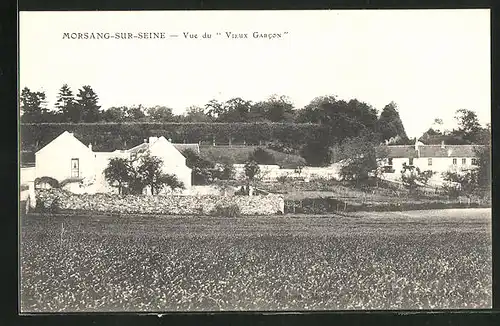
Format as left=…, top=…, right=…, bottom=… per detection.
left=19, top=9, right=491, bottom=312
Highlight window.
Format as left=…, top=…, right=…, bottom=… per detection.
left=452, top=158, right=457, bottom=165
left=71, top=158, right=80, bottom=178
left=388, top=158, right=393, bottom=166
left=409, top=158, right=414, bottom=165
left=462, top=158, right=466, bottom=165
left=428, top=158, right=432, bottom=166
left=472, top=158, right=478, bottom=165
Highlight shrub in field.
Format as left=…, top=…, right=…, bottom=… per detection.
left=210, top=203, right=241, bottom=217
left=249, top=147, right=276, bottom=165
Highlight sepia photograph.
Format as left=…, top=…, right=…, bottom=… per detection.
left=19, top=9, right=491, bottom=312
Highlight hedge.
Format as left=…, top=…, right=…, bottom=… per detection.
left=20, top=122, right=328, bottom=152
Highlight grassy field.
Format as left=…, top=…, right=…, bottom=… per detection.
left=20, top=209, right=491, bottom=312
left=258, top=179, right=490, bottom=208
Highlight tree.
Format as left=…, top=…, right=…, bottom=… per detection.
left=338, top=134, right=379, bottom=186
left=20, top=87, right=48, bottom=122
left=183, top=105, right=212, bottom=122
left=158, top=173, right=185, bottom=192
left=147, top=106, right=176, bottom=122
left=104, top=154, right=184, bottom=195
left=102, top=107, right=127, bottom=122
left=442, top=168, right=479, bottom=199
left=76, top=85, right=101, bottom=122
left=296, top=95, right=380, bottom=150
left=182, top=149, right=216, bottom=185
left=103, top=158, right=132, bottom=194
left=448, top=109, right=482, bottom=144
left=300, top=140, right=332, bottom=167
left=400, top=163, right=435, bottom=194
left=55, top=84, right=78, bottom=122
left=136, top=154, right=166, bottom=195
left=205, top=99, right=226, bottom=119
left=474, top=124, right=491, bottom=194
left=126, top=105, right=147, bottom=121
left=251, top=95, right=295, bottom=122
left=377, top=102, right=408, bottom=142
left=213, top=162, right=235, bottom=180
left=249, top=147, right=276, bottom=165
left=244, top=160, right=260, bottom=181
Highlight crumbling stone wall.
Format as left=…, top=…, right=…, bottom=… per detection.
left=35, top=189, right=284, bottom=216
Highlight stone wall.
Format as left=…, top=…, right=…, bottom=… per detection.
left=35, top=189, right=284, bottom=216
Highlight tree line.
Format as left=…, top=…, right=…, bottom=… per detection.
left=21, top=84, right=490, bottom=171
left=20, top=84, right=411, bottom=144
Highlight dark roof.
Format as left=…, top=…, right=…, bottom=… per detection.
left=377, top=146, right=418, bottom=158
left=173, top=144, right=200, bottom=154
left=378, top=145, right=485, bottom=158
left=127, top=142, right=148, bottom=155
left=126, top=142, right=200, bottom=155
left=418, top=145, right=484, bottom=158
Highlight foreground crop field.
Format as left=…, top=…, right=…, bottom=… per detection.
left=20, top=209, right=491, bottom=312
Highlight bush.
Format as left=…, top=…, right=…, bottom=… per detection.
left=267, top=141, right=297, bottom=154
left=34, top=176, right=59, bottom=189
left=249, top=147, right=276, bottom=165
left=211, top=203, right=241, bottom=217
left=300, top=140, right=332, bottom=167
left=34, top=196, right=60, bottom=213
left=276, top=174, right=289, bottom=184
left=213, top=162, right=236, bottom=180
left=244, top=160, right=261, bottom=181
left=183, top=148, right=216, bottom=185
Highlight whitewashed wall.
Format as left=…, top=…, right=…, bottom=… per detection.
left=20, top=167, right=36, bottom=185
left=232, top=164, right=342, bottom=182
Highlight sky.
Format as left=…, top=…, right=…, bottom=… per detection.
left=19, top=10, right=490, bottom=138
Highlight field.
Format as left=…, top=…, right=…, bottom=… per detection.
left=20, top=209, right=491, bottom=312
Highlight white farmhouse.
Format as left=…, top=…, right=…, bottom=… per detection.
left=378, top=140, right=485, bottom=185
left=34, top=131, right=193, bottom=194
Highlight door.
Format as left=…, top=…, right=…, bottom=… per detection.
left=71, top=158, right=80, bottom=178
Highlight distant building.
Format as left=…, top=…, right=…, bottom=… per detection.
left=34, top=131, right=193, bottom=194
left=377, top=140, right=485, bottom=185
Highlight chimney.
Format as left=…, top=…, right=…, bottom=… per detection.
left=441, top=140, right=445, bottom=149
left=168, top=138, right=172, bottom=142
left=144, top=139, right=147, bottom=143
left=88, top=143, right=92, bottom=151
